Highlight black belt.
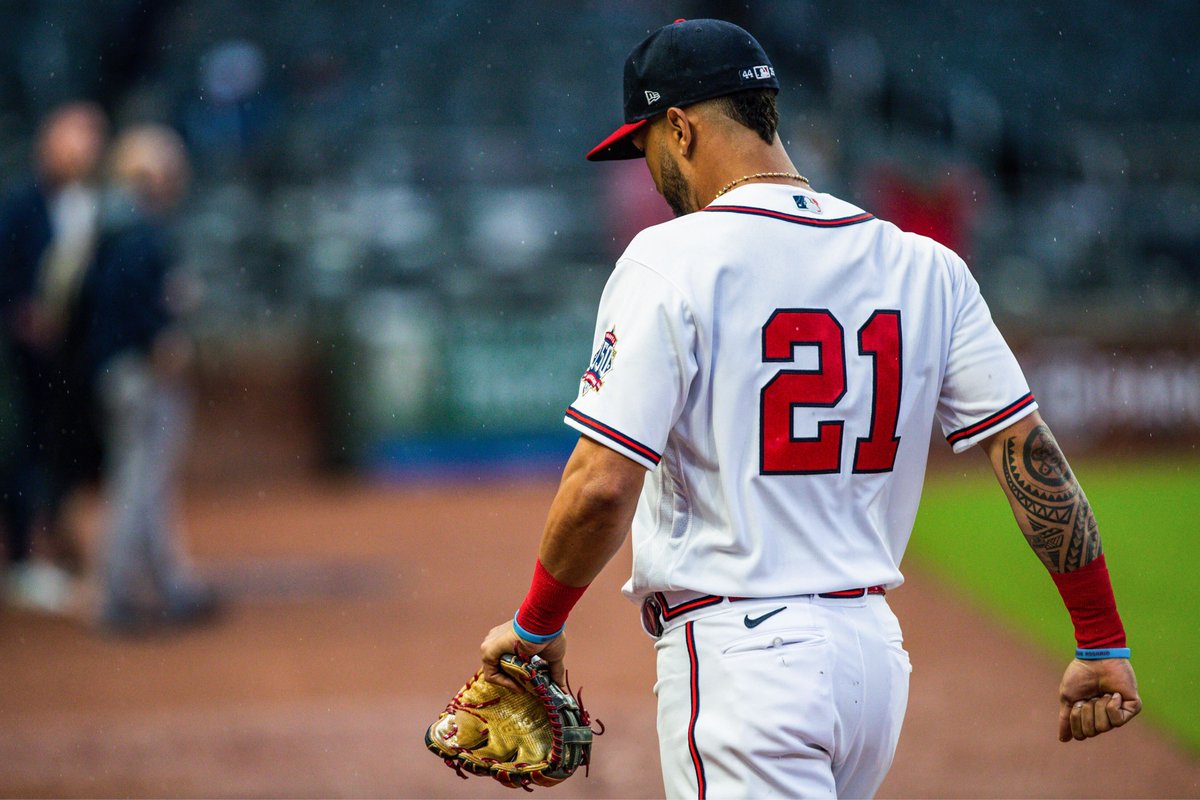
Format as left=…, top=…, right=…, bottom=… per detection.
left=640, top=586, right=886, bottom=638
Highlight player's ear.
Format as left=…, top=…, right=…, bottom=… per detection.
left=665, top=107, right=693, bottom=158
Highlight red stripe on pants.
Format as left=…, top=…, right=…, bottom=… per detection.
left=685, top=621, right=706, bottom=799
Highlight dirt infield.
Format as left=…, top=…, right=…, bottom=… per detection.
left=1, top=479, right=1197, bottom=798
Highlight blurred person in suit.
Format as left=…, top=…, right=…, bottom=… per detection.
left=80, top=125, right=217, bottom=633
left=0, top=102, right=108, bottom=611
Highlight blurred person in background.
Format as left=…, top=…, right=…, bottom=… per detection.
left=79, top=124, right=218, bottom=634
left=0, top=102, right=108, bottom=612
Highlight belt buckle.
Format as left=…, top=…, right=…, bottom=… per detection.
left=641, top=595, right=664, bottom=637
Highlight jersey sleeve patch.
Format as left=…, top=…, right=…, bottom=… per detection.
left=564, top=406, right=661, bottom=468
left=945, top=392, right=1037, bottom=451
left=580, top=328, right=618, bottom=395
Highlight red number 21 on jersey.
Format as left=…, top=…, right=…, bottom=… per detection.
left=760, top=308, right=902, bottom=475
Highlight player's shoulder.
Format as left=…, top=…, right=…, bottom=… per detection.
left=855, top=196, right=971, bottom=279
left=620, top=216, right=685, bottom=260
left=791, top=189, right=975, bottom=293
left=613, top=215, right=703, bottom=286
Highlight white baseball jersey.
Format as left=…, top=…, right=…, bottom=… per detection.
left=564, top=183, right=1036, bottom=601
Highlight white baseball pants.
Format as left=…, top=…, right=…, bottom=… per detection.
left=653, top=594, right=911, bottom=799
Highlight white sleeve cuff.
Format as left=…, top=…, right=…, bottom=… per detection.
left=945, top=393, right=1038, bottom=454
left=564, top=406, right=660, bottom=470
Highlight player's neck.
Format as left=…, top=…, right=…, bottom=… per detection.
left=697, top=138, right=806, bottom=208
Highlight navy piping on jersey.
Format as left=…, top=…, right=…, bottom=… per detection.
left=946, top=392, right=1036, bottom=445
left=565, top=406, right=662, bottom=465
left=701, top=205, right=876, bottom=227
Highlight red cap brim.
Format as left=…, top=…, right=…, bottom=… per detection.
left=586, top=119, right=648, bottom=162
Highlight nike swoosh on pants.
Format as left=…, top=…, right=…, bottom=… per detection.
left=743, top=606, right=787, bottom=628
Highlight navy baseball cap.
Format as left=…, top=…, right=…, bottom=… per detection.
left=586, top=18, right=780, bottom=162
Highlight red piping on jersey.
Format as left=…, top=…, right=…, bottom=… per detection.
left=701, top=205, right=876, bottom=227
left=946, top=392, right=1036, bottom=445
left=685, top=621, right=707, bottom=799
left=565, top=406, right=662, bottom=465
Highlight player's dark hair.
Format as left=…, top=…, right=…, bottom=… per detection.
left=712, top=89, right=779, bottom=145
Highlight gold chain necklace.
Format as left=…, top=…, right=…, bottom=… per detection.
left=712, top=171, right=810, bottom=201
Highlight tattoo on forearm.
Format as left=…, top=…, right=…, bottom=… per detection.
left=1000, top=424, right=1101, bottom=572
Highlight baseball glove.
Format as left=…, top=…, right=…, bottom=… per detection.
left=424, top=654, right=599, bottom=790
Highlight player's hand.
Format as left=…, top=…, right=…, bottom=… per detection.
left=1058, top=658, right=1142, bottom=742
left=480, top=620, right=567, bottom=693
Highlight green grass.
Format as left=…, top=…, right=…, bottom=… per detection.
left=909, top=455, right=1200, bottom=751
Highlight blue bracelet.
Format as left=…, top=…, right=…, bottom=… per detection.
left=512, top=611, right=564, bottom=645
left=1075, top=647, right=1131, bottom=660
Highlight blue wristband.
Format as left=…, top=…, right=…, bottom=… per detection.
left=1075, top=647, right=1131, bottom=660
left=512, top=611, right=564, bottom=645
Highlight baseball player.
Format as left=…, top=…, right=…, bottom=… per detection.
left=480, top=19, right=1140, bottom=798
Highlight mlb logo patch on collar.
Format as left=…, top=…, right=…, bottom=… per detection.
left=581, top=328, right=617, bottom=395
left=793, top=194, right=822, bottom=213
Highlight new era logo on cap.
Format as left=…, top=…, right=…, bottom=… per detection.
left=645, top=90, right=661, bottom=104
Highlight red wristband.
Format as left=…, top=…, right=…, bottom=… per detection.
left=1048, top=554, right=1127, bottom=649
left=515, top=559, right=589, bottom=637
